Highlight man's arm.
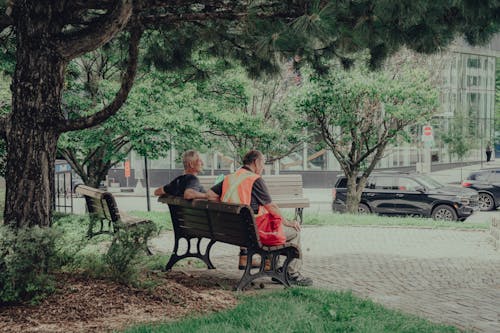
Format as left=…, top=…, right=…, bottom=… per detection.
left=183, top=175, right=208, bottom=200
left=207, top=189, right=220, bottom=201
left=154, top=186, right=166, bottom=196
left=207, top=181, right=223, bottom=201
left=184, top=188, right=208, bottom=200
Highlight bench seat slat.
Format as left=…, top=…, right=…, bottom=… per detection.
left=211, top=234, right=252, bottom=247
left=177, top=220, right=212, bottom=232
left=178, top=226, right=213, bottom=239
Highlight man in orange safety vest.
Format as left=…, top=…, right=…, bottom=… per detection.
left=207, top=150, right=312, bottom=286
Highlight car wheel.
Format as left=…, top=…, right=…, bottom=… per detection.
left=431, top=205, right=458, bottom=221
left=358, top=203, right=371, bottom=214
left=478, top=193, right=495, bottom=211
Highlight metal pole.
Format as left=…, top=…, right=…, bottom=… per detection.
left=144, top=155, right=151, bottom=211
left=480, top=117, right=483, bottom=169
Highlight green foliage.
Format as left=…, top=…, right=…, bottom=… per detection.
left=59, top=48, right=208, bottom=187
left=129, top=210, right=172, bottom=231
left=0, top=226, right=60, bottom=304
left=125, top=288, right=461, bottom=333
left=193, top=64, right=308, bottom=162
left=296, top=60, right=438, bottom=211
left=104, top=222, right=157, bottom=284
left=441, top=113, right=473, bottom=161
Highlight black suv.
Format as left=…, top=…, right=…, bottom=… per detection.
left=332, top=172, right=478, bottom=221
left=462, top=168, right=500, bottom=211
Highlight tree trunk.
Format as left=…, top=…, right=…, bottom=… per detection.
left=3, top=3, right=66, bottom=227
left=345, top=171, right=361, bottom=214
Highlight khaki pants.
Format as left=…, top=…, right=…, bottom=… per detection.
left=282, top=225, right=302, bottom=276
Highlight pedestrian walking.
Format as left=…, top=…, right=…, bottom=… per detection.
left=486, top=142, right=493, bottom=163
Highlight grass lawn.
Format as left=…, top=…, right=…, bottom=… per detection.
left=124, top=288, right=464, bottom=333
left=299, top=212, right=490, bottom=230
left=130, top=210, right=490, bottom=232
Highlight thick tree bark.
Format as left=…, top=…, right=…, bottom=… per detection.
left=3, top=1, right=135, bottom=228
left=3, top=2, right=67, bottom=227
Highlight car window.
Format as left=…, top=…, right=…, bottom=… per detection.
left=468, top=172, right=491, bottom=181
left=373, top=176, right=397, bottom=190
left=490, top=170, right=500, bottom=183
left=335, top=177, right=348, bottom=188
left=397, top=177, right=421, bottom=191
left=414, top=174, right=443, bottom=189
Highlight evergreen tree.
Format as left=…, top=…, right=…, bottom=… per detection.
left=0, top=1, right=497, bottom=227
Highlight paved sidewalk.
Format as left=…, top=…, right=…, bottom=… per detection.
left=151, top=226, right=500, bottom=332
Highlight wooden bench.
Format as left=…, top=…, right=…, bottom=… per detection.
left=75, top=184, right=154, bottom=254
left=158, top=195, right=301, bottom=291
left=198, top=174, right=309, bottom=222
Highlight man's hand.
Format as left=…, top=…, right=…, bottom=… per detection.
left=284, top=219, right=301, bottom=231
left=154, top=186, right=166, bottom=196
left=207, top=189, right=220, bottom=201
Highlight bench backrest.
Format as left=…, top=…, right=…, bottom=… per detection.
left=159, top=196, right=262, bottom=249
left=198, top=174, right=304, bottom=198
left=75, top=185, right=120, bottom=222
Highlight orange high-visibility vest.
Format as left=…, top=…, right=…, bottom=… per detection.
left=221, top=168, right=267, bottom=216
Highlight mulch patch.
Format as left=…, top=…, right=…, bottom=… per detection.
left=0, top=271, right=238, bottom=333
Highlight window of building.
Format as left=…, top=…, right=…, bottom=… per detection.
left=467, top=58, right=480, bottom=68
left=467, top=75, right=479, bottom=86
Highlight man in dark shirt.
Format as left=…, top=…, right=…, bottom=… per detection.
left=154, top=150, right=207, bottom=200
left=208, top=150, right=312, bottom=286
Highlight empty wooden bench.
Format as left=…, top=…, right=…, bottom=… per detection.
left=198, top=174, right=310, bottom=222
left=158, top=195, right=301, bottom=291
left=75, top=184, right=154, bottom=254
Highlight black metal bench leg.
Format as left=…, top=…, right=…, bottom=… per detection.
left=198, top=238, right=216, bottom=269
left=294, top=208, right=304, bottom=224
left=165, top=237, right=217, bottom=271
left=235, top=249, right=260, bottom=291
left=235, top=249, right=296, bottom=291
left=164, top=236, right=182, bottom=271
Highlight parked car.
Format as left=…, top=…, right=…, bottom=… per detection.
left=332, top=172, right=478, bottom=221
left=462, top=168, right=500, bottom=211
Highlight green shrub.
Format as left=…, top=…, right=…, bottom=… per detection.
left=0, top=225, right=60, bottom=304
left=104, top=222, right=157, bottom=283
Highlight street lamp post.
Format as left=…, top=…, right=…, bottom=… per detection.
left=144, top=155, right=151, bottom=212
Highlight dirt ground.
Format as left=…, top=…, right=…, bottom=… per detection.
left=0, top=271, right=239, bottom=333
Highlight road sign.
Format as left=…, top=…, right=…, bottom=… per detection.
left=422, top=125, right=434, bottom=143
left=124, top=160, right=131, bottom=178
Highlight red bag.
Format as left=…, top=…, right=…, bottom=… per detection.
left=255, top=213, right=286, bottom=246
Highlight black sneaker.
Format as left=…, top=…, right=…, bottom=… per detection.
left=288, top=273, right=313, bottom=287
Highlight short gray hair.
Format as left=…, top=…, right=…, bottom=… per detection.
left=182, top=150, right=200, bottom=169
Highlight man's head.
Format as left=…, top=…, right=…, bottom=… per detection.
left=183, top=150, right=203, bottom=175
left=243, top=150, right=265, bottom=175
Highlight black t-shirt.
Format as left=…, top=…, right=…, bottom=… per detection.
left=210, top=169, right=272, bottom=213
left=163, top=174, right=205, bottom=197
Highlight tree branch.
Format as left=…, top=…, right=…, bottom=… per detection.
left=0, top=13, right=13, bottom=33
left=0, top=115, right=7, bottom=139
left=57, top=0, right=133, bottom=60
left=59, top=26, right=143, bottom=132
